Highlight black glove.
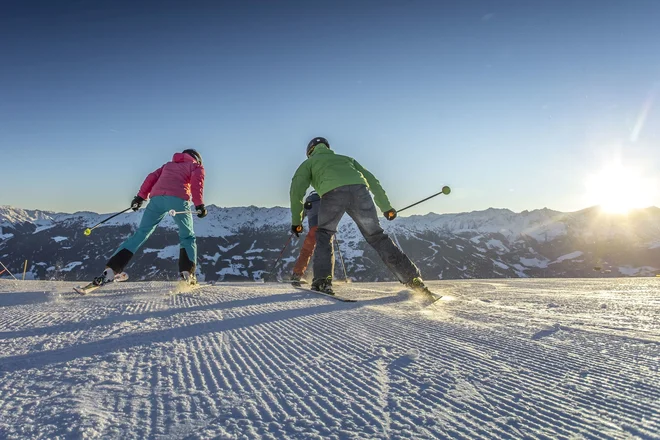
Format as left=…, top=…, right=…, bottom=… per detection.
left=291, top=224, right=303, bottom=237
left=384, top=209, right=397, bottom=221
left=304, top=201, right=313, bottom=210
left=131, top=195, right=145, bottom=211
left=196, top=204, right=207, bottom=218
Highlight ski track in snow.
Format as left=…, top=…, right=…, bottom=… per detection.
left=0, top=279, right=658, bottom=439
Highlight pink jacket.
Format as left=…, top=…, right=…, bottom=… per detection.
left=138, top=153, right=205, bottom=206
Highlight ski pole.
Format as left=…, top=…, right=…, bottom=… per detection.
left=267, top=234, right=294, bottom=281
left=168, top=209, right=202, bottom=216
left=84, top=206, right=134, bottom=236
left=397, top=185, right=451, bottom=214
left=334, top=235, right=349, bottom=283
left=0, top=261, right=18, bottom=280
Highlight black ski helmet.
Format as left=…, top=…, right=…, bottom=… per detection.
left=182, top=148, right=202, bottom=165
left=306, top=137, right=329, bottom=157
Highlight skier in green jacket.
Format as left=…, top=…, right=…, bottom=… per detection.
left=289, top=137, right=430, bottom=295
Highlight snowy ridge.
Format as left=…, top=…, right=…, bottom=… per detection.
left=2, top=204, right=660, bottom=282
left=376, top=206, right=660, bottom=247
left=0, top=206, right=140, bottom=233
left=194, top=206, right=290, bottom=237
left=387, top=207, right=568, bottom=242
left=0, top=205, right=290, bottom=238
left=0, top=206, right=59, bottom=228
left=2, top=204, right=660, bottom=244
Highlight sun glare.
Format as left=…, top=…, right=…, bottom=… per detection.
left=584, top=161, right=655, bottom=214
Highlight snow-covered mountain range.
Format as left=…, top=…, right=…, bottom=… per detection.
left=1, top=204, right=659, bottom=281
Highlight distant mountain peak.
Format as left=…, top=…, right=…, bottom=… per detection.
left=1, top=204, right=658, bottom=282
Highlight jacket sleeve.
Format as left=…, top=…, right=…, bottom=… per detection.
left=191, top=164, right=205, bottom=206
left=290, top=161, right=312, bottom=224
left=137, top=166, right=164, bottom=199
left=353, top=159, right=393, bottom=213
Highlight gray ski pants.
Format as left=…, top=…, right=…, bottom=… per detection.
left=313, top=184, right=421, bottom=283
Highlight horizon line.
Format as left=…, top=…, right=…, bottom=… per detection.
left=2, top=203, right=659, bottom=218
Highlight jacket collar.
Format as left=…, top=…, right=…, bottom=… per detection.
left=172, top=152, right=197, bottom=163
left=310, top=145, right=333, bottom=157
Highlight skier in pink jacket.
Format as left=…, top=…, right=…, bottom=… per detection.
left=92, top=149, right=207, bottom=286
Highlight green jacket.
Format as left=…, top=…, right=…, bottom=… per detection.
left=289, top=145, right=393, bottom=224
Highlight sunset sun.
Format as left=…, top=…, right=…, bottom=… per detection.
left=584, top=161, right=654, bottom=214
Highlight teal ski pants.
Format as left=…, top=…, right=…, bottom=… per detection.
left=115, top=195, right=197, bottom=264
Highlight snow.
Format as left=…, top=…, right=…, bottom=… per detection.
left=492, top=260, right=509, bottom=270
left=618, top=265, right=659, bottom=276
left=144, top=245, right=179, bottom=260
left=0, top=207, right=141, bottom=234
left=337, top=243, right=364, bottom=260
left=251, top=270, right=265, bottom=281
left=60, top=261, right=82, bottom=272
left=486, top=239, right=510, bottom=253
left=202, top=253, right=221, bottom=264
left=0, top=233, right=14, bottom=241
left=388, top=207, right=570, bottom=243
left=618, top=266, right=638, bottom=276
left=245, top=241, right=264, bottom=254
left=33, top=224, right=56, bottom=234
left=519, top=257, right=549, bottom=268
left=4, top=205, right=660, bottom=259
left=217, top=243, right=239, bottom=252
left=193, top=207, right=290, bottom=238
left=51, top=236, right=68, bottom=243
left=0, top=206, right=57, bottom=225
left=0, top=278, right=657, bottom=439
left=216, top=265, right=245, bottom=278
left=552, top=251, right=583, bottom=263
left=512, top=263, right=527, bottom=272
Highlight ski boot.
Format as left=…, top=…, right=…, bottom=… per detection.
left=406, top=277, right=436, bottom=300
left=93, top=268, right=116, bottom=287
left=290, top=273, right=302, bottom=287
left=311, top=276, right=334, bottom=295
left=180, top=271, right=197, bottom=286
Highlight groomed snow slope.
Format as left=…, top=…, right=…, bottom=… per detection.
left=0, top=279, right=657, bottom=439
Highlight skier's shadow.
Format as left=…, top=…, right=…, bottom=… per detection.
left=0, top=292, right=305, bottom=340
left=0, top=291, right=52, bottom=308
left=0, top=292, right=405, bottom=373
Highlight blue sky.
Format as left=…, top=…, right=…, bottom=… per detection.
left=1, top=0, right=659, bottom=215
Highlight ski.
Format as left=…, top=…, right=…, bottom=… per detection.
left=293, top=286, right=357, bottom=302
left=277, top=278, right=308, bottom=285
left=408, top=286, right=443, bottom=304
left=169, top=280, right=213, bottom=296
left=73, top=272, right=129, bottom=295
left=420, top=289, right=442, bottom=303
